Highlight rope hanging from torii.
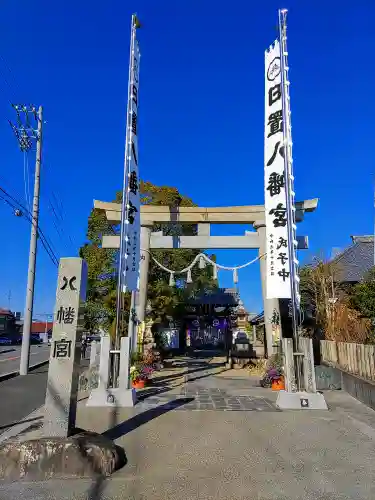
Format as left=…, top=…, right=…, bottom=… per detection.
left=148, top=251, right=266, bottom=287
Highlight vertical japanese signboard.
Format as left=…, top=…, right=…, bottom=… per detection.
left=264, top=40, right=291, bottom=299
left=121, top=25, right=141, bottom=292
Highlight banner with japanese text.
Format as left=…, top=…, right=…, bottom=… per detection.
left=264, top=40, right=291, bottom=299
left=121, top=36, right=141, bottom=292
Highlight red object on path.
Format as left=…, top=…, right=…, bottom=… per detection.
left=271, top=377, right=285, bottom=391
left=132, top=379, right=146, bottom=389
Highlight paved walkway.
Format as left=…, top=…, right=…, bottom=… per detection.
left=2, top=356, right=375, bottom=499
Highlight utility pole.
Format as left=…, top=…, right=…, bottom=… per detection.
left=10, top=105, right=43, bottom=375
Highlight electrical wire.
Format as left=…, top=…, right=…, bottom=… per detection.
left=0, top=54, right=59, bottom=266
left=0, top=53, right=20, bottom=104
left=48, top=195, right=76, bottom=254
left=41, top=159, right=78, bottom=255
left=0, top=195, right=58, bottom=267
left=0, top=186, right=59, bottom=267
left=23, top=151, right=31, bottom=212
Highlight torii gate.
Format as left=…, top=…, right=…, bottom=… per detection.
left=94, top=197, right=318, bottom=354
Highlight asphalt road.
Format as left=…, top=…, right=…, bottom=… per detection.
left=0, top=346, right=91, bottom=432
left=0, top=344, right=50, bottom=376
left=0, top=364, right=49, bottom=431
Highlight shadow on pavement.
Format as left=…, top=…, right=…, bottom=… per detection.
left=190, top=349, right=227, bottom=358
left=137, top=368, right=227, bottom=402
left=152, top=361, right=225, bottom=385
left=28, top=368, right=49, bottom=375
left=102, top=397, right=194, bottom=441
left=137, top=365, right=229, bottom=402
left=0, top=349, right=16, bottom=355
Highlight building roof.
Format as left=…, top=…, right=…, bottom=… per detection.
left=189, top=288, right=238, bottom=306
left=30, top=322, right=53, bottom=333
left=0, top=308, right=13, bottom=316
left=250, top=311, right=264, bottom=325
left=333, top=235, right=374, bottom=283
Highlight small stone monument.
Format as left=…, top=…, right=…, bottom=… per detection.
left=276, top=337, right=328, bottom=411
left=86, top=335, right=136, bottom=407
left=43, top=258, right=88, bottom=437
left=89, top=340, right=99, bottom=367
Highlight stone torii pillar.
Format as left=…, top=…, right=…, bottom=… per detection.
left=132, top=224, right=152, bottom=350
left=254, top=222, right=281, bottom=357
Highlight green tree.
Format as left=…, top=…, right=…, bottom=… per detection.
left=80, top=181, right=218, bottom=337
left=351, top=267, right=375, bottom=322
left=79, top=205, right=118, bottom=334
left=299, top=257, right=371, bottom=343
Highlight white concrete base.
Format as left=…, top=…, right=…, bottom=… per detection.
left=276, top=390, right=328, bottom=410
left=86, top=386, right=137, bottom=407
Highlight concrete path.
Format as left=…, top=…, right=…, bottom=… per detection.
left=2, top=357, right=375, bottom=499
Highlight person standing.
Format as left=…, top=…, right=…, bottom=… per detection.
left=81, top=337, right=87, bottom=359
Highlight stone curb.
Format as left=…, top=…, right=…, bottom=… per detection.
left=0, top=359, right=49, bottom=383
left=0, top=431, right=126, bottom=481
left=0, top=406, right=44, bottom=444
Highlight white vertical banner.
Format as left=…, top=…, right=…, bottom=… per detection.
left=121, top=26, right=141, bottom=292
left=264, top=39, right=291, bottom=299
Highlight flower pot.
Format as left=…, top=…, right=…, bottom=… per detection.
left=271, top=377, right=285, bottom=391
left=132, top=379, right=145, bottom=389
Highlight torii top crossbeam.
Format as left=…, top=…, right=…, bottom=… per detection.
left=94, top=199, right=318, bottom=225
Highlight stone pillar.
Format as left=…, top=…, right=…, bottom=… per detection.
left=119, top=336, right=131, bottom=391
left=254, top=223, right=281, bottom=357
left=133, top=225, right=152, bottom=351
left=86, top=334, right=136, bottom=407
left=300, top=337, right=317, bottom=393
left=282, top=337, right=297, bottom=392
left=252, top=324, right=257, bottom=344
left=89, top=340, right=98, bottom=367
left=43, top=257, right=87, bottom=437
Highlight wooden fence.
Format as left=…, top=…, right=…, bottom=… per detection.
left=320, top=340, right=375, bottom=382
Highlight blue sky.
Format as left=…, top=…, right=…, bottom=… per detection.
left=0, top=0, right=373, bottom=317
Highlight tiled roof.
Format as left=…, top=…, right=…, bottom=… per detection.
left=31, top=322, right=53, bottom=333
left=0, top=308, right=13, bottom=316
left=189, top=288, right=238, bottom=306
left=332, top=235, right=374, bottom=283
left=250, top=311, right=264, bottom=324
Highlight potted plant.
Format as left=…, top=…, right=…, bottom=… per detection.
left=142, top=347, right=156, bottom=366
left=141, top=364, right=155, bottom=384
left=130, top=366, right=145, bottom=389
left=268, top=367, right=285, bottom=391
left=260, top=353, right=285, bottom=390
left=131, top=352, right=143, bottom=365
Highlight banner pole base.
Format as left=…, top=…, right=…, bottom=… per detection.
left=276, top=390, right=328, bottom=410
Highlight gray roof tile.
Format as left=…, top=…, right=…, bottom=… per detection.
left=333, top=236, right=374, bottom=283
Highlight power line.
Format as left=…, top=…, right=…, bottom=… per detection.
left=0, top=184, right=59, bottom=267
left=0, top=192, right=58, bottom=267
left=0, top=53, right=21, bottom=104
left=47, top=193, right=76, bottom=254
left=41, top=161, right=78, bottom=255
left=0, top=183, right=56, bottom=254
left=23, top=151, right=31, bottom=213
left=0, top=184, right=58, bottom=266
